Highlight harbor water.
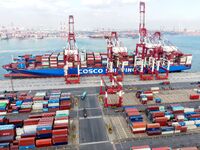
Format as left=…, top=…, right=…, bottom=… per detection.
left=0, top=35, right=200, bottom=79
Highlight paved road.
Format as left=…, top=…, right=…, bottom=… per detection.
left=1, top=72, right=200, bottom=92
left=78, top=95, right=110, bottom=150
left=115, top=133, right=200, bottom=150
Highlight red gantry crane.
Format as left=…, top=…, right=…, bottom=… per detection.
left=106, top=31, right=129, bottom=82
left=100, top=74, right=123, bottom=107
left=134, top=1, right=172, bottom=80
left=64, top=15, right=80, bottom=84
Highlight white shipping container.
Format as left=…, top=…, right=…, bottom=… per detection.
left=184, top=108, right=195, bottom=113
left=151, top=87, right=160, bottom=91
left=35, top=91, right=46, bottom=97
left=56, top=110, right=69, bottom=115
left=132, top=128, right=146, bottom=131
left=186, top=55, right=192, bottom=65
left=54, top=119, right=68, bottom=124
left=194, top=120, right=200, bottom=124
left=161, top=131, right=174, bottom=134
left=48, top=103, right=59, bottom=107
left=184, top=121, right=195, bottom=125
left=0, top=100, right=9, bottom=103
left=172, top=122, right=179, bottom=126
left=23, top=125, right=37, bottom=134
left=0, top=112, right=7, bottom=115
left=177, top=115, right=185, bottom=120
left=186, top=125, right=197, bottom=130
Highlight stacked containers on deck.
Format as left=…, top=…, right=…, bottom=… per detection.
left=94, top=52, right=102, bottom=67
left=100, top=52, right=107, bottom=67
left=57, top=52, right=64, bottom=68
left=35, top=55, right=42, bottom=67
left=80, top=51, right=87, bottom=68
left=60, top=93, right=71, bottom=110
left=48, top=90, right=61, bottom=112
left=17, top=58, right=26, bottom=69
left=124, top=107, right=145, bottom=133
left=42, top=53, right=51, bottom=68
left=50, top=53, right=58, bottom=68
left=87, top=52, right=95, bottom=67
left=128, top=54, right=134, bottom=66
left=32, top=91, right=46, bottom=112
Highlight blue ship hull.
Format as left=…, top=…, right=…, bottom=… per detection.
left=7, top=65, right=191, bottom=77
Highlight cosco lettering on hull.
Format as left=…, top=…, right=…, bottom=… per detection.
left=80, top=68, right=106, bottom=75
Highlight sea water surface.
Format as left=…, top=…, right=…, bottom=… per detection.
left=0, top=35, right=200, bottom=79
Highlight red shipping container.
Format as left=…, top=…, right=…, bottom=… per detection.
left=180, top=126, right=187, bottom=132
left=18, top=137, right=35, bottom=146
left=131, top=145, right=150, bottom=150
left=59, top=105, right=70, bottom=110
left=10, top=144, right=19, bottom=150
left=54, top=123, right=68, bottom=130
left=0, top=129, right=15, bottom=136
left=29, top=114, right=42, bottom=119
left=37, top=130, right=52, bottom=135
left=147, top=96, right=153, bottom=101
left=52, top=129, right=68, bottom=135
left=19, top=108, right=32, bottom=113
left=147, top=123, right=160, bottom=129
left=49, top=108, right=59, bottom=112
left=126, top=111, right=140, bottom=117
left=152, top=112, right=165, bottom=118
left=42, top=112, right=55, bottom=117
left=154, top=117, right=168, bottom=122
left=190, top=94, right=199, bottom=100
left=52, top=135, right=68, bottom=144
left=24, top=118, right=40, bottom=125
left=36, top=138, right=52, bottom=147
left=21, top=133, right=36, bottom=138
left=152, top=147, right=171, bottom=150
left=147, top=106, right=159, bottom=111
left=125, top=108, right=139, bottom=113
left=55, top=117, right=69, bottom=121
left=189, top=114, right=200, bottom=119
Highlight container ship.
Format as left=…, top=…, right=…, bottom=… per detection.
left=2, top=2, right=192, bottom=81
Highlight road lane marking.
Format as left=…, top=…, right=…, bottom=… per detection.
left=80, top=140, right=109, bottom=146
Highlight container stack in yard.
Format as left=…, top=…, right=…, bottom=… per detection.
left=136, top=87, right=160, bottom=104
left=0, top=91, right=71, bottom=115
left=0, top=110, right=70, bottom=149
left=123, top=104, right=200, bottom=136
left=124, top=107, right=146, bottom=134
